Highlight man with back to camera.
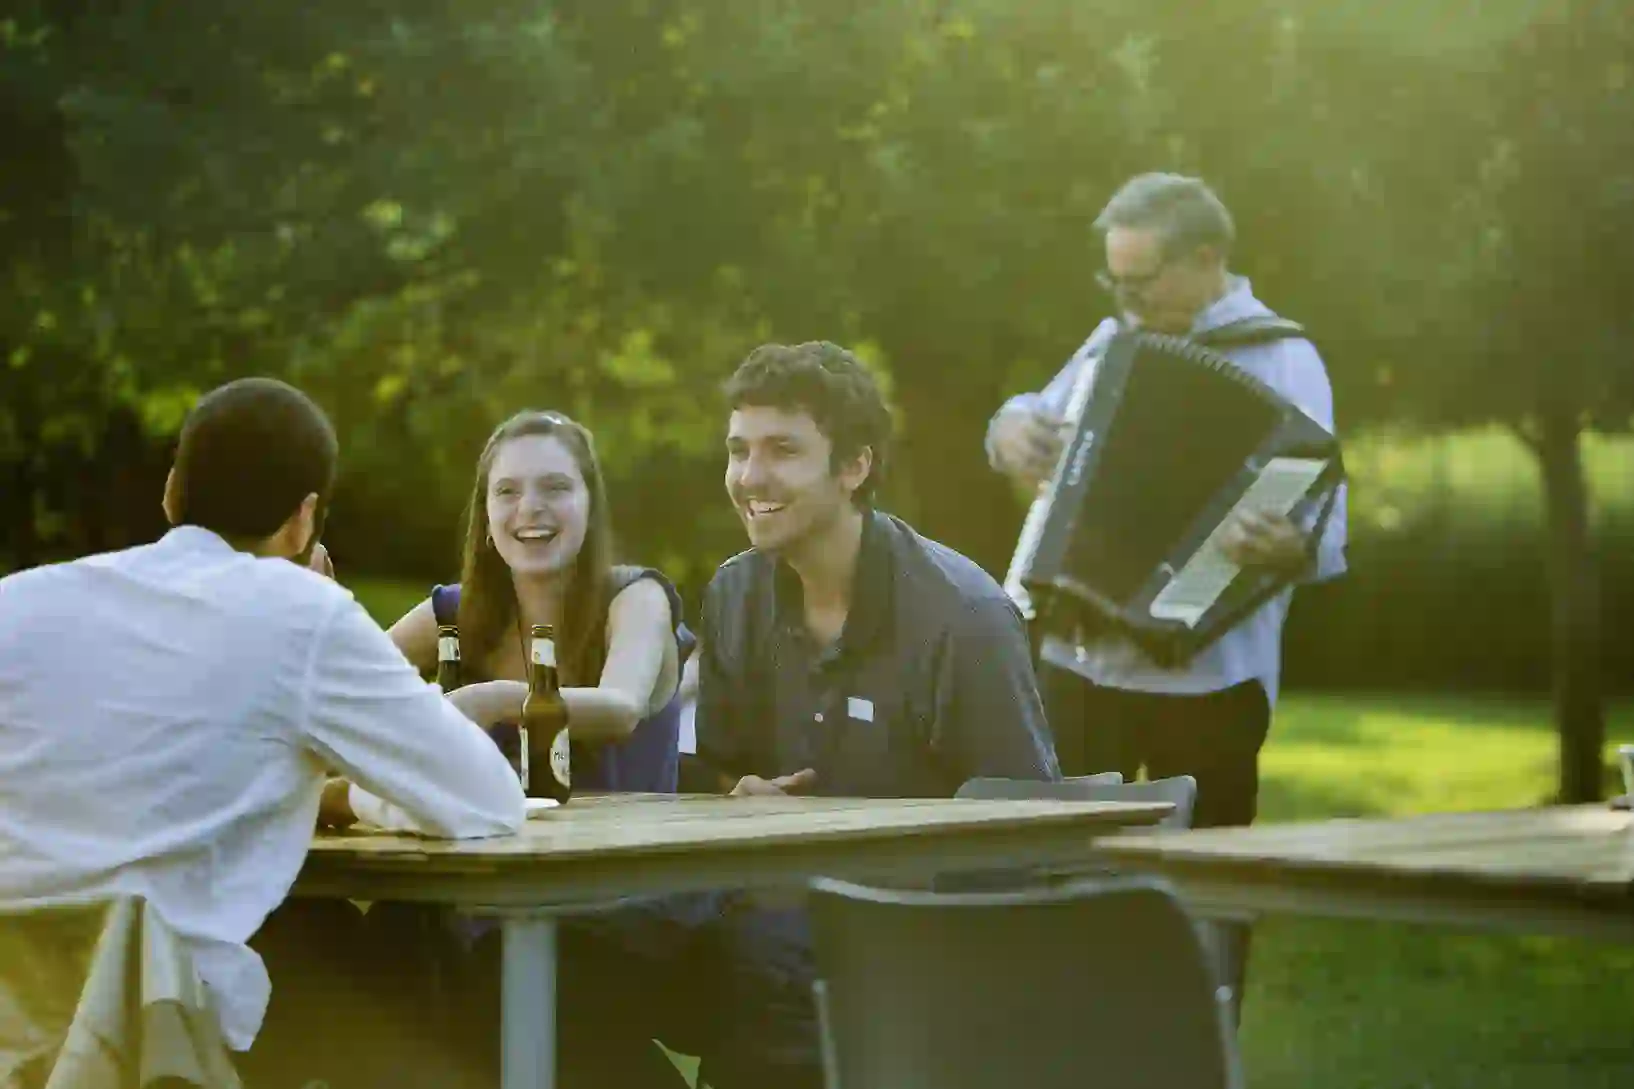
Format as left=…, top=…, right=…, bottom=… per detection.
left=985, top=172, right=1349, bottom=1023
left=0, top=377, right=526, bottom=1087
left=689, top=340, right=1062, bottom=1089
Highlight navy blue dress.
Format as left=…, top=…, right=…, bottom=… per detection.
left=429, top=564, right=696, bottom=794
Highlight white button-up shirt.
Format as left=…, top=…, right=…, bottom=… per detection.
left=988, top=277, right=1348, bottom=706
left=0, top=526, right=526, bottom=1050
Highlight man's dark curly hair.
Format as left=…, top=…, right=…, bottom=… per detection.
left=723, top=340, right=891, bottom=506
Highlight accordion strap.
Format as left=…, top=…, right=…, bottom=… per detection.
left=1193, top=315, right=1307, bottom=349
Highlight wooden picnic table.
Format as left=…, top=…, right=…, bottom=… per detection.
left=1097, top=803, right=1634, bottom=944
left=297, top=790, right=1172, bottom=1089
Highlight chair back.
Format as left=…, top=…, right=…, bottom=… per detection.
left=954, top=772, right=1123, bottom=800
left=937, top=775, right=1195, bottom=893
left=809, top=876, right=1240, bottom=1089
left=0, top=896, right=240, bottom=1089
left=958, top=774, right=1196, bottom=830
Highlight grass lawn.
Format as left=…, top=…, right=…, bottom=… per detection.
left=346, top=577, right=1634, bottom=1086
left=1244, top=693, right=1634, bottom=1089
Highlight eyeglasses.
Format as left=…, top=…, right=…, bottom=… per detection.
left=1095, top=264, right=1169, bottom=297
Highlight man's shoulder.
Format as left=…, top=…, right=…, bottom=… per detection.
left=704, top=547, right=768, bottom=595
left=878, top=513, right=1021, bottom=629
left=202, top=545, right=357, bottom=603
left=1084, top=316, right=1122, bottom=351
left=1200, top=300, right=1330, bottom=397
left=1199, top=293, right=1323, bottom=359
left=0, top=541, right=358, bottom=646
left=696, top=549, right=773, bottom=680
left=163, top=542, right=363, bottom=634
left=700, top=547, right=772, bottom=627
left=1226, top=332, right=1331, bottom=408
left=0, top=559, right=67, bottom=589
left=1062, top=318, right=1122, bottom=369
left=0, top=541, right=161, bottom=601
left=0, top=559, right=75, bottom=608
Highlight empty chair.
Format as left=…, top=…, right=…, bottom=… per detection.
left=0, top=896, right=241, bottom=1089
left=942, top=773, right=1244, bottom=1007
left=809, top=875, right=1242, bottom=1089
left=1076, top=774, right=1198, bottom=832
left=937, top=775, right=1196, bottom=893
left=957, top=773, right=1195, bottom=830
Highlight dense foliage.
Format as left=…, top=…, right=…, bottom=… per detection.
left=3, top=0, right=1628, bottom=796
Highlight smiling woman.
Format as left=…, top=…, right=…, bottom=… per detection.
left=360, top=411, right=705, bottom=1089
left=383, top=409, right=693, bottom=798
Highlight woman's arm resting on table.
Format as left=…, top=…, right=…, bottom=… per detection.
left=556, top=577, right=677, bottom=743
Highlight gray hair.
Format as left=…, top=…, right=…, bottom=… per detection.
left=1093, top=173, right=1236, bottom=260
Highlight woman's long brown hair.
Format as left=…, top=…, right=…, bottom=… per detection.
left=455, top=411, right=615, bottom=688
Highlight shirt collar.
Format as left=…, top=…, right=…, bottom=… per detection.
left=1190, top=273, right=1269, bottom=335
left=157, top=524, right=247, bottom=557
left=770, top=507, right=894, bottom=657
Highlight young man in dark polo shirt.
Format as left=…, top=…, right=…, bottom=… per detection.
left=689, top=340, right=1061, bottom=1089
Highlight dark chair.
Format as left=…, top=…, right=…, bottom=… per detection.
left=953, top=771, right=1124, bottom=800
left=937, top=775, right=1196, bottom=894
left=955, top=773, right=1195, bottom=831
left=809, top=875, right=1242, bottom=1089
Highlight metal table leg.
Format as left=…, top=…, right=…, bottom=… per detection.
left=502, top=914, right=558, bottom=1089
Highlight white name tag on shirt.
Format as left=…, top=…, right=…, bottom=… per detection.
left=846, top=696, right=875, bottom=722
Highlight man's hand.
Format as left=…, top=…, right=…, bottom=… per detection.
left=317, top=777, right=356, bottom=830
left=730, top=768, right=819, bottom=909
left=729, top=768, right=817, bottom=796
left=989, top=406, right=1065, bottom=489
left=308, top=541, right=334, bottom=578
left=1219, top=510, right=1307, bottom=573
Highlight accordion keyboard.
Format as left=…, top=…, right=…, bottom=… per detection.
left=1003, top=481, right=1054, bottom=619
left=1002, top=343, right=1104, bottom=619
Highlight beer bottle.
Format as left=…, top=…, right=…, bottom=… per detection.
left=435, top=625, right=462, bottom=692
left=520, top=623, right=572, bottom=803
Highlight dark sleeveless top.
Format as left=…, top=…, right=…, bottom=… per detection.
left=430, top=565, right=696, bottom=794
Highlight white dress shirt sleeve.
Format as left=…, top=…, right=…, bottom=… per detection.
left=300, top=596, right=526, bottom=838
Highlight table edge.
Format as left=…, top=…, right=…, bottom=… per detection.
left=303, top=797, right=1174, bottom=874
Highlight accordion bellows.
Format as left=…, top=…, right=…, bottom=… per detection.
left=1005, top=329, right=1344, bottom=667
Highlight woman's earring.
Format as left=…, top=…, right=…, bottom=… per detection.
left=485, top=532, right=494, bottom=549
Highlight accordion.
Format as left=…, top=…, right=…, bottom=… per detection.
left=1002, top=325, right=1344, bottom=667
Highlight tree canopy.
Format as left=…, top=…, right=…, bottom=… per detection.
left=2, top=0, right=1628, bottom=795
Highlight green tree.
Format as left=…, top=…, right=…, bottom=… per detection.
left=1416, top=0, right=1634, bottom=801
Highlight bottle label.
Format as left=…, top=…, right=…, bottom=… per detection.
left=438, top=636, right=460, bottom=661
left=532, top=639, right=556, bottom=667
left=550, top=729, right=570, bottom=788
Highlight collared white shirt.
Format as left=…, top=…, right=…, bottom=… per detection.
left=0, top=526, right=525, bottom=1050
left=988, top=276, right=1348, bottom=706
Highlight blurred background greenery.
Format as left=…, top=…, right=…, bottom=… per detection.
left=6, top=4, right=1634, bottom=1083
left=3, top=0, right=1631, bottom=802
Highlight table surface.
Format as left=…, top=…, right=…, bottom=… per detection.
left=1098, top=801, right=1634, bottom=902
left=307, top=791, right=1175, bottom=872
left=300, top=793, right=1174, bottom=1089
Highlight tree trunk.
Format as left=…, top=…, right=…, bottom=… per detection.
left=890, top=375, right=1020, bottom=579
left=1532, top=409, right=1605, bottom=803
